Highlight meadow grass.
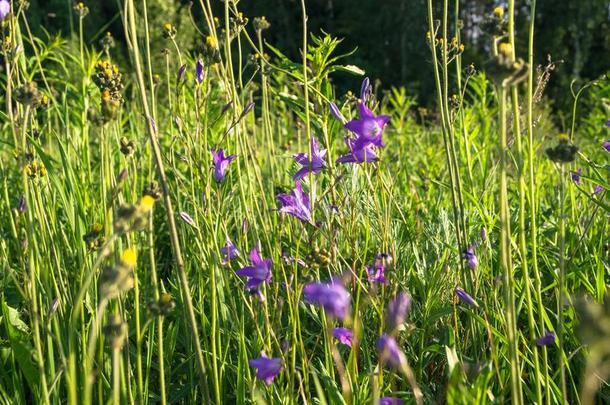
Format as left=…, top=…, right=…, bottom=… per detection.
left=0, top=0, right=609, bottom=404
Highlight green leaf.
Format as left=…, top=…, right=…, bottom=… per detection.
left=327, top=65, right=365, bottom=76
left=2, top=302, right=40, bottom=392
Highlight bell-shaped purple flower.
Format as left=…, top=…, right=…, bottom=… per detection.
left=571, top=168, right=582, bottom=185
left=536, top=330, right=556, bottom=347
left=293, top=137, right=327, bottom=181
left=332, top=327, right=353, bottom=347
left=220, top=238, right=239, bottom=263
left=236, top=248, right=272, bottom=290
left=195, top=59, right=205, bottom=84
left=377, top=334, right=407, bottom=370
left=249, top=353, right=282, bottom=385
left=594, top=185, right=603, bottom=195
left=454, top=287, right=478, bottom=307
left=385, top=292, right=412, bottom=331
left=336, top=136, right=379, bottom=164
left=303, top=281, right=351, bottom=320
left=329, top=102, right=346, bottom=123
left=366, top=263, right=385, bottom=284
left=211, top=148, right=236, bottom=183
left=0, top=0, right=10, bottom=21
left=277, top=181, right=312, bottom=223
left=602, top=141, right=610, bottom=152
left=360, top=77, right=371, bottom=101
left=344, top=102, right=390, bottom=147
left=177, top=64, right=187, bottom=83
left=462, top=246, right=478, bottom=270
left=380, top=398, right=404, bottom=405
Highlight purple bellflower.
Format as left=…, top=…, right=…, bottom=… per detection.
left=303, top=281, right=351, bottom=320
left=236, top=248, right=272, bottom=290
left=536, top=330, right=556, bottom=347
left=0, top=0, right=9, bottom=21
left=462, top=246, right=479, bottom=270
left=377, top=334, right=407, bottom=369
left=195, top=59, right=204, bottom=84
left=344, top=102, right=390, bottom=148
left=385, top=292, right=412, bottom=331
left=571, top=168, right=582, bottom=185
left=367, top=263, right=385, bottom=284
left=211, top=148, right=236, bottom=183
left=277, top=181, right=312, bottom=223
left=293, top=137, right=327, bottom=181
left=329, top=102, right=346, bottom=123
left=332, top=327, right=353, bottom=347
left=220, top=238, right=239, bottom=263
left=454, top=287, right=478, bottom=307
left=360, top=77, right=371, bottom=101
left=603, top=141, right=610, bottom=152
left=249, top=353, right=282, bottom=385
left=380, top=398, right=404, bottom=405
left=336, top=136, right=379, bottom=164
left=594, top=185, right=603, bottom=195
left=177, top=64, right=187, bottom=83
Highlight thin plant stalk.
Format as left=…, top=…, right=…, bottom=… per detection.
left=498, top=84, right=523, bottom=405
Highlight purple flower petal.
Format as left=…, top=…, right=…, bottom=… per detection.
left=303, top=281, right=351, bottom=320
left=220, top=238, right=239, bottom=262
left=277, top=181, right=312, bottom=223
left=236, top=247, right=272, bottom=290
left=249, top=354, right=282, bottom=385
left=179, top=212, right=196, bottom=227
left=210, top=148, right=236, bottom=183
left=177, top=64, right=187, bottom=83
left=292, top=137, right=327, bottom=181
left=454, top=287, right=478, bottom=307
left=332, top=327, right=353, bottom=347
left=462, top=246, right=478, bottom=270
left=536, top=330, right=556, bottom=347
left=195, top=59, right=205, bottom=84
left=360, top=77, right=370, bottom=101
left=0, top=0, right=10, bottom=21
left=329, top=102, right=346, bottom=123
left=571, top=168, right=582, bottom=185
left=385, top=292, right=412, bottom=331
left=379, top=397, right=404, bottom=405
left=602, top=141, right=610, bottom=152
left=377, top=334, right=406, bottom=369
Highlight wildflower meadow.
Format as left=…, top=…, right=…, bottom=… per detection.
left=1, top=0, right=609, bottom=404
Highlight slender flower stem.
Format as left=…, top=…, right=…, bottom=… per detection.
left=123, top=2, right=211, bottom=402
left=498, top=85, right=523, bottom=405
left=526, top=1, right=552, bottom=403
left=558, top=164, right=568, bottom=404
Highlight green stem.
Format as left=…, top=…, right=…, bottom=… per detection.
left=498, top=85, right=522, bottom=405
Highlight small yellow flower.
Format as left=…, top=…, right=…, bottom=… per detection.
left=493, top=7, right=504, bottom=18
left=139, top=195, right=155, bottom=213
left=499, top=42, right=512, bottom=57
left=558, top=133, right=569, bottom=141
left=163, top=23, right=172, bottom=31
left=121, top=248, right=137, bottom=268
left=206, top=35, right=218, bottom=48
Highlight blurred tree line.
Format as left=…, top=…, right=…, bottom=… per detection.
left=23, top=0, right=610, bottom=112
